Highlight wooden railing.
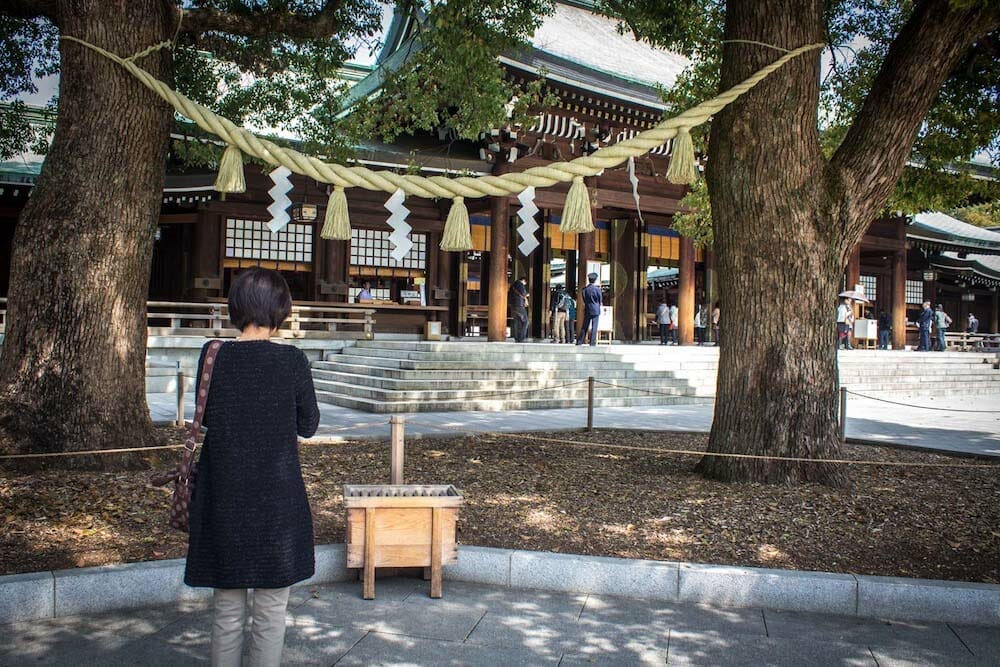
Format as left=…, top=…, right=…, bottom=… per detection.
left=0, top=299, right=375, bottom=340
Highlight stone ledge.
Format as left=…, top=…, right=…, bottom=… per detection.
left=445, top=546, right=513, bottom=586
left=3, top=546, right=999, bottom=627
left=53, top=559, right=209, bottom=617
left=857, top=574, right=1000, bottom=625
left=509, top=550, right=679, bottom=601
left=678, top=562, right=858, bottom=615
left=0, top=571, right=54, bottom=623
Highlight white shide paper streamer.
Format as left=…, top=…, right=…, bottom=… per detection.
left=385, top=188, right=412, bottom=262
left=516, top=186, right=540, bottom=256
left=266, top=166, right=293, bottom=235
left=627, top=157, right=644, bottom=225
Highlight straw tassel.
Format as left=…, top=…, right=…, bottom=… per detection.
left=666, top=127, right=699, bottom=185
left=559, top=176, right=595, bottom=233
left=214, top=144, right=246, bottom=193
left=440, top=196, right=472, bottom=251
left=321, top=186, right=351, bottom=240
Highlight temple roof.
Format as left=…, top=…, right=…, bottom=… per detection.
left=930, top=252, right=1000, bottom=286
left=908, top=211, right=1000, bottom=255
left=345, top=1, right=689, bottom=112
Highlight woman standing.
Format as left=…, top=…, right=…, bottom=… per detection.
left=694, top=304, right=707, bottom=345
left=185, top=268, right=320, bottom=667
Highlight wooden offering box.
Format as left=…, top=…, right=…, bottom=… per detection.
left=344, top=484, right=463, bottom=600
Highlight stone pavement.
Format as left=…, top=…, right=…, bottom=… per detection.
left=149, top=390, right=1000, bottom=457
left=3, top=577, right=997, bottom=666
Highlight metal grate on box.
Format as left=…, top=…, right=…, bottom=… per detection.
left=343, top=484, right=461, bottom=498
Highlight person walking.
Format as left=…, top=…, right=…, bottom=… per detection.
left=877, top=308, right=891, bottom=350
left=668, top=302, right=679, bottom=345
left=508, top=276, right=529, bottom=342
left=933, top=304, right=952, bottom=351
left=694, top=304, right=707, bottom=345
left=567, top=293, right=577, bottom=344
left=836, top=298, right=854, bottom=350
left=185, top=267, right=320, bottom=667
left=655, top=300, right=670, bottom=345
left=967, top=313, right=979, bottom=334
left=711, top=302, right=720, bottom=346
left=552, top=289, right=570, bottom=343
left=916, top=300, right=933, bottom=351
left=577, top=272, right=602, bottom=347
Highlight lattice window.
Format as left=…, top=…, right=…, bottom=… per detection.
left=905, top=279, right=924, bottom=304
left=350, top=287, right=391, bottom=302
left=225, top=219, right=312, bottom=263
left=859, top=274, right=877, bottom=302
left=350, top=228, right=426, bottom=269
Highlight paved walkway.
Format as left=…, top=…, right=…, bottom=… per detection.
left=149, top=391, right=1000, bottom=457
left=3, top=578, right=997, bottom=665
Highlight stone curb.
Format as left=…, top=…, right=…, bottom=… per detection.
left=2, top=545, right=998, bottom=626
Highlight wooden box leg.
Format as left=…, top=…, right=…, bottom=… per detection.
left=422, top=567, right=431, bottom=581
left=430, top=508, right=443, bottom=598
left=363, top=508, right=376, bottom=600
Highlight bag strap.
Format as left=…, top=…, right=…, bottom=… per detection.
left=178, top=340, right=223, bottom=483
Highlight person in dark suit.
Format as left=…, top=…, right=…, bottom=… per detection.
left=577, top=272, right=603, bottom=347
left=916, top=301, right=933, bottom=351
left=877, top=309, right=891, bottom=349
left=508, top=277, right=529, bottom=342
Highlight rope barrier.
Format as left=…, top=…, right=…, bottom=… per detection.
left=592, top=379, right=716, bottom=400
left=401, top=420, right=1000, bottom=469
left=58, top=34, right=823, bottom=200
left=844, top=390, right=1000, bottom=414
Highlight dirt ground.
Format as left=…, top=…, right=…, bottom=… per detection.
left=2, top=427, right=998, bottom=583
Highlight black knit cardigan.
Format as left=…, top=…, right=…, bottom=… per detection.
left=184, top=340, right=320, bottom=589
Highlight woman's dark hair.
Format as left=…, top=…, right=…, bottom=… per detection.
left=228, top=268, right=292, bottom=331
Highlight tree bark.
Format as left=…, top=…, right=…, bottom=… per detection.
left=0, top=0, right=173, bottom=467
left=698, top=0, right=997, bottom=486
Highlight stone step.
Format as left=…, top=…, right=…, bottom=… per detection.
left=312, top=361, right=717, bottom=385
left=314, top=390, right=712, bottom=413
left=311, top=369, right=701, bottom=392
left=334, top=353, right=682, bottom=372
left=312, top=379, right=707, bottom=402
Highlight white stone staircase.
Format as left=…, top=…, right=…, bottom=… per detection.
left=310, top=341, right=1000, bottom=413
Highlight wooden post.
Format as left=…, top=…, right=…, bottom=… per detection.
left=430, top=507, right=443, bottom=598
left=587, top=376, right=595, bottom=431
left=839, top=387, right=847, bottom=444
left=363, top=508, right=376, bottom=600
left=488, top=195, right=510, bottom=341
left=175, top=362, right=184, bottom=427
left=390, top=415, right=405, bottom=485
left=992, top=291, right=999, bottom=335
left=678, top=237, right=695, bottom=345
left=891, top=249, right=907, bottom=350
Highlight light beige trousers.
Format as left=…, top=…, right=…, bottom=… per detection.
left=553, top=311, right=568, bottom=342
left=211, top=587, right=290, bottom=667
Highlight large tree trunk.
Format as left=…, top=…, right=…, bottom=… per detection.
left=0, top=1, right=173, bottom=467
left=698, top=0, right=846, bottom=485
left=697, top=0, right=998, bottom=486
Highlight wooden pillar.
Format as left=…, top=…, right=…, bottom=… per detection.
left=846, top=245, right=861, bottom=291
left=488, top=196, right=510, bottom=341
left=436, top=244, right=454, bottom=335
left=991, top=291, right=999, bottom=334
left=891, top=249, right=907, bottom=350
left=191, top=212, right=222, bottom=300
left=678, top=236, right=695, bottom=345
left=610, top=218, right=638, bottom=341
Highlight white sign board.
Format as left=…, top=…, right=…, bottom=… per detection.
left=598, top=305, right=614, bottom=332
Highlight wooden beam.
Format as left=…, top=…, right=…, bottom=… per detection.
left=488, top=195, right=510, bottom=341
left=678, top=237, right=695, bottom=345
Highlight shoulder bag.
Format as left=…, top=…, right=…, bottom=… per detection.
left=149, top=339, right=223, bottom=533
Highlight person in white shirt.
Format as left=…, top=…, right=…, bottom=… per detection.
left=836, top=298, right=854, bottom=350
left=668, top=303, right=679, bottom=345
left=357, top=280, right=373, bottom=302
left=968, top=313, right=979, bottom=334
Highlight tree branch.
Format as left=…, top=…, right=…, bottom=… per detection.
left=0, top=0, right=58, bottom=22
left=830, top=0, right=1000, bottom=241
left=179, top=1, right=348, bottom=40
